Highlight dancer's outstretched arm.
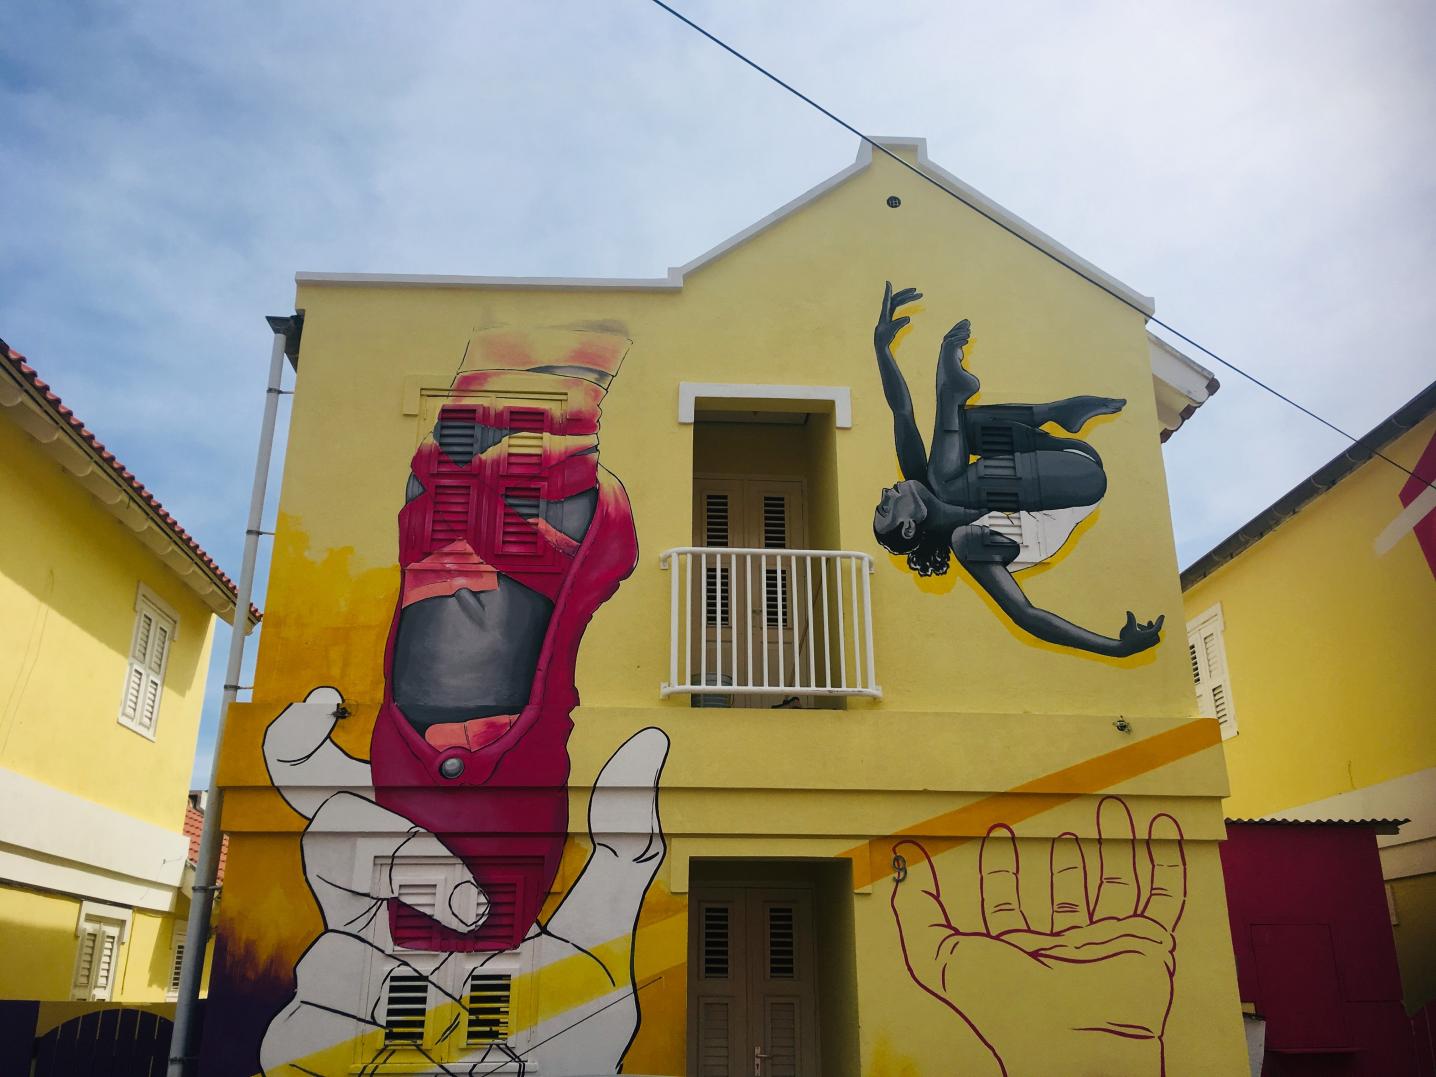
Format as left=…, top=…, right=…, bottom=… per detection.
left=951, top=525, right=1163, bottom=657
left=873, top=281, right=930, bottom=483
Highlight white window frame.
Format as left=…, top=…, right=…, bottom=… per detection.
left=165, top=919, right=188, bottom=1001
left=118, top=582, right=179, bottom=739
left=1186, top=602, right=1238, bottom=739
left=72, top=901, right=132, bottom=1001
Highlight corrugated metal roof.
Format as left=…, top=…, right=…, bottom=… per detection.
left=1227, top=817, right=1407, bottom=835
left=0, top=336, right=260, bottom=624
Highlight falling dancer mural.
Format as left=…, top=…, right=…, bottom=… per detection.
left=258, top=328, right=665, bottom=1074
left=870, top=283, right=1165, bottom=657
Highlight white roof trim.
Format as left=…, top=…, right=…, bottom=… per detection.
left=678, top=382, right=852, bottom=427
left=1148, top=332, right=1220, bottom=441
left=296, top=136, right=1155, bottom=315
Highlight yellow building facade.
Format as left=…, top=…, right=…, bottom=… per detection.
left=1182, top=385, right=1436, bottom=1012
left=0, top=339, right=245, bottom=1015
left=203, top=138, right=1248, bottom=1076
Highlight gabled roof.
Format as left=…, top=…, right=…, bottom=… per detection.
left=0, top=336, right=259, bottom=627
left=296, top=136, right=1216, bottom=437
left=1183, top=378, right=1436, bottom=589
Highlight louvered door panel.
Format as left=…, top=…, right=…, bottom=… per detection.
left=690, top=898, right=746, bottom=1076
left=689, top=887, right=819, bottom=1076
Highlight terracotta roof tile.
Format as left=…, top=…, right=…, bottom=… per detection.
left=0, top=336, right=260, bottom=623
left=184, top=804, right=227, bottom=885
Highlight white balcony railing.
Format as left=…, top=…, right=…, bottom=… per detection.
left=659, top=547, right=881, bottom=700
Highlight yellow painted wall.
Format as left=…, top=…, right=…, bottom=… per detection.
left=1184, top=415, right=1436, bottom=815
left=212, top=144, right=1247, bottom=1074
left=1392, top=873, right=1436, bottom=1014
left=1184, top=412, right=1436, bottom=1011
left=0, top=884, right=85, bottom=1000
left=0, top=414, right=216, bottom=830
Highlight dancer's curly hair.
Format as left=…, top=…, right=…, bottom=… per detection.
left=873, top=518, right=952, bottom=577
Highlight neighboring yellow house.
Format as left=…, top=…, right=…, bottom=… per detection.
left=0, top=338, right=252, bottom=1007
left=200, top=137, right=1249, bottom=1076
left=1182, top=381, right=1436, bottom=1013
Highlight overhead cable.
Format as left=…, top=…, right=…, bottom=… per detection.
left=647, top=0, right=1433, bottom=494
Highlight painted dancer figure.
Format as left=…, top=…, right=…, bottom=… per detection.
left=870, top=283, right=1164, bottom=657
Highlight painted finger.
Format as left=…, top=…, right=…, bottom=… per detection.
left=261, top=931, right=404, bottom=1073
left=1030, top=932, right=1168, bottom=966
left=263, top=686, right=371, bottom=820
left=880, top=280, right=893, bottom=316
left=1092, top=797, right=1140, bottom=921
left=979, top=824, right=1030, bottom=936
left=891, top=287, right=922, bottom=306
left=1141, top=813, right=1187, bottom=931
left=304, top=792, right=487, bottom=937
left=1049, top=832, right=1090, bottom=932
left=891, top=839, right=963, bottom=996
left=547, top=727, right=670, bottom=949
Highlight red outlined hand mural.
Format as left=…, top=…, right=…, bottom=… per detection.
left=891, top=797, right=1187, bottom=1076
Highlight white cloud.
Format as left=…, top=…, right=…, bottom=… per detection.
left=2, top=0, right=1431, bottom=784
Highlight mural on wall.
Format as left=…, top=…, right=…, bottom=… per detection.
left=870, top=283, right=1165, bottom=657
left=891, top=797, right=1187, bottom=1076
left=257, top=328, right=668, bottom=1074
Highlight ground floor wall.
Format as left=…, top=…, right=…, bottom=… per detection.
left=203, top=700, right=1250, bottom=1076
left=1392, top=872, right=1436, bottom=1012
left=0, top=881, right=198, bottom=1003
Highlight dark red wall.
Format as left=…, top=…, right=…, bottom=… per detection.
left=1221, top=822, right=1417, bottom=1076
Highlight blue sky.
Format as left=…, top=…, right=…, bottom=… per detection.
left=2, top=1, right=1433, bottom=785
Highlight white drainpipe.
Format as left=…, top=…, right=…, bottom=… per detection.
left=168, top=315, right=295, bottom=1077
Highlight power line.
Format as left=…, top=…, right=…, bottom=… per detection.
left=646, top=0, right=1433, bottom=494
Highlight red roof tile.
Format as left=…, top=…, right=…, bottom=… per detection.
left=184, top=804, right=227, bottom=885
left=0, top=336, right=260, bottom=623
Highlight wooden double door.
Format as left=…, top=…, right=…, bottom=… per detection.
left=689, top=886, right=820, bottom=1076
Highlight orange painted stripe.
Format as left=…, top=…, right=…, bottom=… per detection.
left=844, top=717, right=1220, bottom=888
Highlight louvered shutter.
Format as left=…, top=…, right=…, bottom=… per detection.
left=383, top=972, right=429, bottom=1044
left=120, top=597, right=175, bottom=737
left=73, top=923, right=120, bottom=1001
left=166, top=924, right=187, bottom=1000
left=465, top=972, right=512, bottom=1045
left=703, top=493, right=731, bottom=627
left=1186, top=606, right=1237, bottom=738
left=761, top=494, right=790, bottom=628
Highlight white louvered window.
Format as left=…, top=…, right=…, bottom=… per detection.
left=465, top=972, right=513, bottom=1046
left=71, top=906, right=129, bottom=1001
left=383, top=972, right=430, bottom=1045
left=165, top=922, right=188, bottom=1001
left=119, top=591, right=176, bottom=738
left=703, top=493, right=731, bottom=628
left=1186, top=604, right=1237, bottom=739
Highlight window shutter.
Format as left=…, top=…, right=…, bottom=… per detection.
left=1186, top=606, right=1237, bottom=738
left=166, top=924, right=188, bottom=1001
left=383, top=972, right=429, bottom=1044
left=762, top=495, right=789, bottom=629
left=465, top=972, right=512, bottom=1045
left=703, top=494, right=731, bottom=627
left=767, top=904, right=797, bottom=979
left=73, top=923, right=120, bottom=1001
left=701, top=903, right=731, bottom=980
left=120, top=596, right=175, bottom=737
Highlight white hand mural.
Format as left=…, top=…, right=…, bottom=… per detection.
left=260, top=686, right=668, bottom=1076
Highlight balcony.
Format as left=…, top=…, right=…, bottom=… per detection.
left=659, top=547, right=881, bottom=702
